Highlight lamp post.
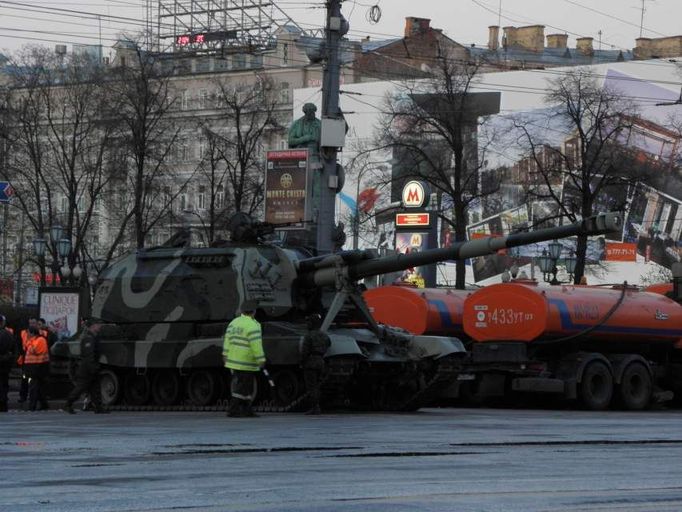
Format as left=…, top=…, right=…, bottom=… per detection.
left=32, top=225, right=74, bottom=286
left=537, top=240, right=577, bottom=285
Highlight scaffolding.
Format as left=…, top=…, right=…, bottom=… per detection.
left=156, top=0, right=310, bottom=54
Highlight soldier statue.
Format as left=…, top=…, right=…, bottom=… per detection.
left=288, top=102, right=321, bottom=159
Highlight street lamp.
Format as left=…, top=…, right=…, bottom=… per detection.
left=538, top=240, right=577, bottom=285
left=32, top=238, right=47, bottom=258
left=32, top=228, right=74, bottom=286
left=50, top=224, right=64, bottom=244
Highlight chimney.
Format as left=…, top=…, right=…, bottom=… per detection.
left=515, top=25, right=545, bottom=52
left=634, top=37, right=652, bottom=59
left=503, top=25, right=545, bottom=52
left=404, top=17, right=431, bottom=38
left=488, top=25, right=500, bottom=50
left=502, top=26, right=517, bottom=49
left=546, top=33, right=568, bottom=49
left=576, top=37, right=594, bottom=56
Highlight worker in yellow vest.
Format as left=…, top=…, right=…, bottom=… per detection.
left=223, top=300, right=265, bottom=418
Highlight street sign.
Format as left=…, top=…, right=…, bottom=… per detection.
left=396, top=212, right=430, bottom=227
left=401, top=181, right=429, bottom=208
left=0, top=182, right=13, bottom=203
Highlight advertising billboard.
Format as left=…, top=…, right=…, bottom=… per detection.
left=265, top=150, right=309, bottom=227
left=39, top=288, right=85, bottom=341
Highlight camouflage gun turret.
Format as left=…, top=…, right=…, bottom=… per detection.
left=52, top=212, right=621, bottom=412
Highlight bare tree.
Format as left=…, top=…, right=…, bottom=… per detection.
left=193, top=127, right=229, bottom=244
left=211, top=75, right=284, bottom=218
left=376, top=54, right=497, bottom=289
left=512, top=68, right=646, bottom=283
left=38, top=52, right=123, bottom=285
left=108, top=42, right=181, bottom=249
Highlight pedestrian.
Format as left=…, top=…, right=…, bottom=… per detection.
left=18, top=318, right=39, bottom=404
left=223, top=300, right=265, bottom=418
left=24, top=325, right=49, bottom=411
left=300, top=314, right=331, bottom=415
left=64, top=318, right=106, bottom=414
left=0, top=315, right=16, bottom=412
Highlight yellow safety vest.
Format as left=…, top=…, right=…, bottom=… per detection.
left=223, top=314, right=265, bottom=372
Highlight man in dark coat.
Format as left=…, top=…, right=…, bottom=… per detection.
left=0, top=315, right=15, bottom=412
left=301, top=314, right=331, bottom=415
left=64, top=318, right=106, bottom=414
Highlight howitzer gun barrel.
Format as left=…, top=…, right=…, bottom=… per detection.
left=301, top=212, right=621, bottom=287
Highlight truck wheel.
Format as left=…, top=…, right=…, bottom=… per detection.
left=618, top=362, right=652, bottom=411
left=187, top=370, right=220, bottom=406
left=99, top=370, right=121, bottom=406
left=579, top=361, right=613, bottom=411
left=124, top=374, right=151, bottom=405
left=152, top=371, right=182, bottom=406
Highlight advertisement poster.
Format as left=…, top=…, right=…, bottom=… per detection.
left=39, top=289, right=82, bottom=341
left=265, top=149, right=308, bottom=227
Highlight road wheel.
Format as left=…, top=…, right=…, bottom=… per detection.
left=579, top=360, right=613, bottom=411
left=618, top=362, right=652, bottom=411
left=99, top=370, right=121, bottom=406
left=272, top=370, right=301, bottom=406
left=124, top=374, right=151, bottom=406
left=151, top=371, right=182, bottom=406
left=186, top=370, right=221, bottom=406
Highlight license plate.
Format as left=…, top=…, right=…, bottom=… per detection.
left=457, top=373, right=475, bottom=381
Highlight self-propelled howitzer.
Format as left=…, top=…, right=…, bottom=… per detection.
left=51, top=212, right=621, bottom=412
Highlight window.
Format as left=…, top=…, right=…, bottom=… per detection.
left=180, top=190, right=188, bottom=211
left=198, top=138, right=207, bottom=159
left=197, top=186, right=206, bottom=210
left=216, top=184, right=225, bottom=209
left=181, top=90, right=190, bottom=110
left=233, top=54, right=246, bottom=69
left=197, top=89, right=208, bottom=109
left=279, top=81, right=290, bottom=103
left=282, top=43, right=289, bottom=65
left=59, top=195, right=68, bottom=213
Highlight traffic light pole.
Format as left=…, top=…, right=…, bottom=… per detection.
left=316, top=0, right=346, bottom=254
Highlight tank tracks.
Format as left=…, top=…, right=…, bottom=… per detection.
left=106, top=399, right=305, bottom=413
left=103, top=356, right=461, bottom=413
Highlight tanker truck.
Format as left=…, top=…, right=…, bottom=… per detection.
left=459, top=270, right=682, bottom=411
left=51, top=212, right=620, bottom=412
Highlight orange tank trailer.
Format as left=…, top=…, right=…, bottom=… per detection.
left=363, top=286, right=468, bottom=336
left=463, top=281, right=682, bottom=345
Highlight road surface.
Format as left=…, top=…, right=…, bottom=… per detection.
left=2, top=406, right=682, bottom=511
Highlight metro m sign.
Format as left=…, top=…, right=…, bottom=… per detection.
left=401, top=180, right=429, bottom=208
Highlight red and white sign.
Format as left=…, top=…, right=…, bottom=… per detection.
left=396, top=213, right=430, bottom=227
left=401, top=181, right=427, bottom=208
left=605, top=242, right=637, bottom=262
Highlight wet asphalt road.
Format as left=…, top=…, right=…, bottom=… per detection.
left=2, top=404, right=682, bottom=512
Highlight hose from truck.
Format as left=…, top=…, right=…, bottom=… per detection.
left=533, top=282, right=628, bottom=345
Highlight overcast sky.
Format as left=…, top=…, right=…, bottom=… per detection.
left=0, top=0, right=680, bottom=55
